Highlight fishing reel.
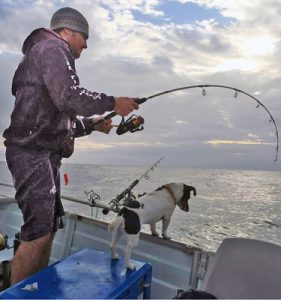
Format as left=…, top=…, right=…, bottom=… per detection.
left=0, top=234, right=8, bottom=251
left=116, top=114, right=144, bottom=135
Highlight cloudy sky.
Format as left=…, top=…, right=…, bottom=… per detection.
left=0, top=0, right=280, bottom=171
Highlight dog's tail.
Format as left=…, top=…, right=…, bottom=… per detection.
left=108, top=217, right=124, bottom=232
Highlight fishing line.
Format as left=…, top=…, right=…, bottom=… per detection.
left=91, top=84, right=279, bottom=161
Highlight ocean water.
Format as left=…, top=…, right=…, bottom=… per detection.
left=0, top=161, right=280, bottom=252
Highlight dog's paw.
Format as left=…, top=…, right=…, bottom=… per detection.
left=151, top=232, right=159, bottom=237
left=111, top=253, right=119, bottom=260
left=162, top=234, right=172, bottom=240
left=126, top=263, right=136, bottom=271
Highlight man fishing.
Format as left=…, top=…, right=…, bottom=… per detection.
left=2, top=7, right=138, bottom=284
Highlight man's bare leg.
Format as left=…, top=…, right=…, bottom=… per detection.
left=11, top=233, right=55, bottom=285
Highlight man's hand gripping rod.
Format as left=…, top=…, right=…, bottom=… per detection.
left=91, top=98, right=147, bottom=128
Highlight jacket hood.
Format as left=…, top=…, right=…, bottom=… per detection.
left=22, top=28, right=67, bottom=54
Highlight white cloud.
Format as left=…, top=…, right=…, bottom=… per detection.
left=176, top=120, right=190, bottom=125
left=205, top=139, right=273, bottom=146
left=75, top=138, right=113, bottom=150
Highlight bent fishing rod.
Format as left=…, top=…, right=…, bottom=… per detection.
left=91, top=84, right=279, bottom=162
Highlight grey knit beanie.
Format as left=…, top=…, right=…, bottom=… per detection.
left=50, top=7, right=89, bottom=39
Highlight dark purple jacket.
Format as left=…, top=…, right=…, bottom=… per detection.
left=3, top=28, right=115, bottom=155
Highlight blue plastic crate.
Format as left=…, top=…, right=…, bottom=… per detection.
left=0, top=248, right=152, bottom=299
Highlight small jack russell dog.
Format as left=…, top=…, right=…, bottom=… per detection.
left=108, top=182, right=196, bottom=270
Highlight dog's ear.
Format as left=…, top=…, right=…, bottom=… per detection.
left=183, top=185, right=191, bottom=200
left=191, top=186, right=196, bottom=197
left=183, top=184, right=197, bottom=200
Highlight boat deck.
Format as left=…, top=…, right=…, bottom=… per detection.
left=0, top=197, right=210, bottom=299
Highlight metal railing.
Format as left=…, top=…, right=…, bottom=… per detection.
left=0, top=181, right=108, bottom=210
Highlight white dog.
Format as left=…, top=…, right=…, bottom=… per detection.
left=108, top=183, right=196, bottom=270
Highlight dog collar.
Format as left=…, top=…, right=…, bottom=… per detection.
left=162, top=185, right=177, bottom=205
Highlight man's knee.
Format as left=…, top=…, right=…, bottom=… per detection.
left=21, top=233, right=55, bottom=250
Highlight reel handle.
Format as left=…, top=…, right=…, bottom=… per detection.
left=102, top=208, right=110, bottom=215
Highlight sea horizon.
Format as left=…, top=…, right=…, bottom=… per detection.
left=0, top=160, right=280, bottom=174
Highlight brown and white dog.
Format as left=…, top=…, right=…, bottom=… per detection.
left=108, top=183, right=196, bottom=270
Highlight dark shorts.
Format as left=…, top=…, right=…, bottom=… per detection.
left=5, top=146, right=65, bottom=241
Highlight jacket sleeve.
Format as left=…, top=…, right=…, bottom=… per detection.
left=74, top=117, right=95, bottom=137
left=38, top=39, right=115, bottom=117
